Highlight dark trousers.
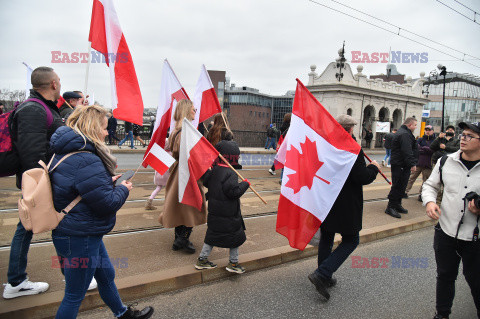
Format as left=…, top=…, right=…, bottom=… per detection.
left=108, top=130, right=119, bottom=144
left=7, top=221, right=32, bottom=285
left=315, top=229, right=359, bottom=280
left=433, top=226, right=480, bottom=318
left=388, top=165, right=410, bottom=205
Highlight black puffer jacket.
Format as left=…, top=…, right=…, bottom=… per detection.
left=202, top=166, right=250, bottom=248
left=11, top=90, right=64, bottom=188
left=430, top=135, right=460, bottom=165
left=390, top=124, right=418, bottom=168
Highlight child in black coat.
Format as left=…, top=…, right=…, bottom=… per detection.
left=195, top=140, right=250, bottom=273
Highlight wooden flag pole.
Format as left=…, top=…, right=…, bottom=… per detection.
left=220, top=112, right=231, bottom=132
left=363, top=153, right=391, bottom=185
left=129, top=153, right=149, bottom=183
left=218, top=154, right=267, bottom=205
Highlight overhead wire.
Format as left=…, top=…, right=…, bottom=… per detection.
left=437, top=0, right=480, bottom=25
left=305, top=0, right=480, bottom=68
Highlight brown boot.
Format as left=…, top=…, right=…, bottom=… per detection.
left=144, top=199, right=157, bottom=210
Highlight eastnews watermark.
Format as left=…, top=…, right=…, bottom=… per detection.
left=51, top=51, right=129, bottom=64
left=51, top=256, right=129, bottom=269
left=351, top=256, right=429, bottom=269
left=350, top=51, right=428, bottom=63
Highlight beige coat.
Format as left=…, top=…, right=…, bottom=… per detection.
left=159, top=128, right=207, bottom=228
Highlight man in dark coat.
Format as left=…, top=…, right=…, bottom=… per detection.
left=308, top=115, right=379, bottom=300
left=385, top=117, right=418, bottom=218
left=107, top=112, right=120, bottom=145
left=405, top=125, right=435, bottom=201
left=430, top=125, right=460, bottom=166
left=4, top=67, right=64, bottom=299
left=364, top=128, right=373, bottom=148
left=58, top=91, right=81, bottom=121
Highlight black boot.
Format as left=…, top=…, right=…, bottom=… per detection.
left=119, top=304, right=154, bottom=319
left=385, top=204, right=401, bottom=218
left=172, top=226, right=185, bottom=251
left=183, top=227, right=196, bottom=254
left=395, top=204, right=408, bottom=214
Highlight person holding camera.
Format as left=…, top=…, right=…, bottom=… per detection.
left=422, top=122, right=480, bottom=319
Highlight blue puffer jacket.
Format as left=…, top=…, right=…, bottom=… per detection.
left=49, top=126, right=129, bottom=236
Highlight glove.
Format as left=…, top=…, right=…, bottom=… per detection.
left=243, top=178, right=251, bottom=186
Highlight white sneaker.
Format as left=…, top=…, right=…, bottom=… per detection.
left=87, top=278, right=97, bottom=291
left=3, top=278, right=49, bottom=299
left=387, top=164, right=391, bottom=168
left=268, top=169, right=276, bottom=175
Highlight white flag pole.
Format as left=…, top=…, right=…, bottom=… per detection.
left=84, top=42, right=92, bottom=99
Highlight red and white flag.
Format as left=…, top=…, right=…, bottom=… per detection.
left=143, top=60, right=189, bottom=166
left=192, top=65, right=222, bottom=128
left=89, top=0, right=144, bottom=125
left=144, top=143, right=175, bottom=175
left=276, top=79, right=361, bottom=250
left=178, top=118, right=219, bottom=211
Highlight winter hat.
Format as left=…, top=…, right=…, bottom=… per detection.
left=215, top=140, right=242, bottom=169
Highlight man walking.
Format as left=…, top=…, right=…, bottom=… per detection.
left=118, top=121, right=136, bottom=149
left=405, top=125, right=435, bottom=202
left=107, top=112, right=120, bottom=145
left=382, top=128, right=397, bottom=167
left=3, top=67, right=64, bottom=299
left=385, top=117, right=418, bottom=218
left=265, top=124, right=277, bottom=150
left=423, top=121, right=480, bottom=319
left=308, top=115, right=380, bottom=300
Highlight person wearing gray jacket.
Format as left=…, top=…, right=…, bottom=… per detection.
left=422, top=122, right=480, bottom=319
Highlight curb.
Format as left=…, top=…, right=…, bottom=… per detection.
left=0, top=216, right=435, bottom=319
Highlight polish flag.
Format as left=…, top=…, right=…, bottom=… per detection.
left=144, top=143, right=175, bottom=175
left=178, top=118, right=219, bottom=211
left=143, top=60, right=189, bottom=166
left=89, top=0, right=144, bottom=125
left=276, top=79, right=361, bottom=250
left=192, top=65, right=222, bottom=129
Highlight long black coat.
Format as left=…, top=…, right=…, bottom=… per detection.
left=203, top=166, right=250, bottom=248
left=390, top=124, right=418, bottom=168
left=321, top=149, right=379, bottom=235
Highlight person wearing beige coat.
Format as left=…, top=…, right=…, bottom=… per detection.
left=159, top=100, right=207, bottom=254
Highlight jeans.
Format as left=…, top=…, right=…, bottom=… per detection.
left=265, top=137, right=276, bottom=150
left=383, top=148, right=391, bottom=165
left=52, top=231, right=127, bottom=319
left=387, top=165, right=411, bottom=205
left=433, top=225, right=480, bottom=318
left=199, top=243, right=239, bottom=263
left=7, top=221, right=32, bottom=285
left=118, top=131, right=134, bottom=149
left=316, top=229, right=359, bottom=280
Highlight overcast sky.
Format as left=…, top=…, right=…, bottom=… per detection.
left=1, top=0, right=479, bottom=108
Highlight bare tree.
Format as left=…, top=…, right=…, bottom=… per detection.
left=0, top=88, right=26, bottom=111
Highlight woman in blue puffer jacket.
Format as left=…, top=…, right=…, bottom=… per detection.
left=49, top=105, right=153, bottom=319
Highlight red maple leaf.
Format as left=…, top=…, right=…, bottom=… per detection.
left=284, top=137, right=330, bottom=194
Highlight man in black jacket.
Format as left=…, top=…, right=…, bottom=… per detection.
left=308, top=115, right=380, bottom=300
left=58, top=91, right=81, bottom=121
left=430, top=125, right=460, bottom=166
left=4, top=67, right=64, bottom=299
left=385, top=117, right=418, bottom=218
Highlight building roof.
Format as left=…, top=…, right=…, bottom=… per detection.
left=423, top=72, right=480, bottom=87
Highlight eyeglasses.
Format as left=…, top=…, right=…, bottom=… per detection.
left=460, top=133, right=480, bottom=141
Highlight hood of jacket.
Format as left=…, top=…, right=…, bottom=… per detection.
left=50, top=126, right=96, bottom=155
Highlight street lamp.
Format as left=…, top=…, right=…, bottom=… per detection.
left=335, top=41, right=346, bottom=82
left=438, top=64, right=447, bottom=132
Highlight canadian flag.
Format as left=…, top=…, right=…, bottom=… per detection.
left=275, top=79, right=361, bottom=250
left=143, top=60, right=189, bottom=166
left=178, top=118, right=219, bottom=211
left=89, top=0, right=144, bottom=125
left=144, top=143, right=175, bottom=175
left=192, top=65, right=222, bottom=129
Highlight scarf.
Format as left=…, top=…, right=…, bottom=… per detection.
left=96, top=144, right=117, bottom=176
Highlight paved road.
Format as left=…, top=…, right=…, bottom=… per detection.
left=79, top=228, right=477, bottom=319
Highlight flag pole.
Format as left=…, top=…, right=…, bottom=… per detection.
left=129, top=151, right=149, bottom=182
left=218, top=154, right=267, bottom=205
left=220, top=112, right=230, bottom=132
left=84, top=42, right=92, bottom=98
left=363, top=153, right=391, bottom=185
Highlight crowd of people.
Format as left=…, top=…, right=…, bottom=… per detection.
left=1, top=66, right=479, bottom=319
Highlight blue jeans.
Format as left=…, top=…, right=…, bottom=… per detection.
left=7, top=221, right=32, bottom=285
left=383, top=148, right=391, bottom=165
left=52, top=231, right=127, bottom=319
left=316, top=228, right=359, bottom=280
left=265, top=137, right=276, bottom=150
left=118, top=131, right=134, bottom=149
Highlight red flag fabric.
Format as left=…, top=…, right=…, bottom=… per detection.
left=276, top=79, right=361, bottom=250
left=178, top=118, right=219, bottom=211
left=144, top=143, right=175, bottom=175
left=143, top=60, right=189, bottom=166
left=89, top=0, right=144, bottom=125
left=192, top=65, right=222, bottom=128
left=56, top=96, right=65, bottom=109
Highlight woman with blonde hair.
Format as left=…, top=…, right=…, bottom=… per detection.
left=49, top=105, right=153, bottom=319
left=160, top=99, right=207, bottom=253
left=206, top=113, right=233, bottom=147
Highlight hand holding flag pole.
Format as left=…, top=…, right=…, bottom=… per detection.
left=218, top=154, right=267, bottom=205
left=363, top=153, right=391, bottom=185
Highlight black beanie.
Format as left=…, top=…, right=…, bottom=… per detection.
left=215, top=140, right=242, bottom=169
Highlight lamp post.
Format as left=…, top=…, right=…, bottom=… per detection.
left=335, top=41, right=346, bottom=82
left=438, top=64, right=447, bottom=132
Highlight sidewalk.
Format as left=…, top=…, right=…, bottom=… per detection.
left=0, top=190, right=434, bottom=319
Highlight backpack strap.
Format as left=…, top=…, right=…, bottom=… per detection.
left=439, top=154, right=449, bottom=185
left=23, top=98, right=53, bottom=128
left=47, top=151, right=90, bottom=172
